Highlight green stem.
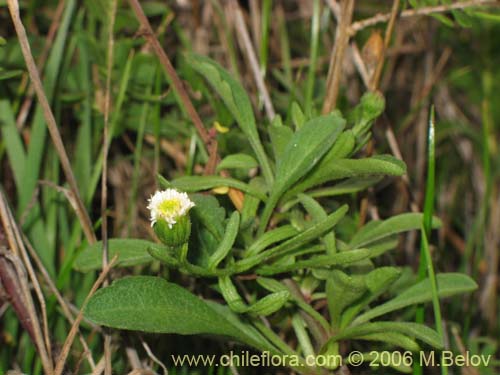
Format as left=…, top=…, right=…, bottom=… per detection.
left=259, top=0, right=272, bottom=79
left=253, top=320, right=310, bottom=372
left=291, top=314, right=315, bottom=358
left=304, top=0, right=321, bottom=115
left=414, top=107, right=446, bottom=375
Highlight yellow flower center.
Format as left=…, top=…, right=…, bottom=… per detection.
left=158, top=199, right=181, bottom=218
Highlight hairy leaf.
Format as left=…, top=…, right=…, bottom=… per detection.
left=74, top=239, right=156, bottom=272
left=353, top=273, right=477, bottom=324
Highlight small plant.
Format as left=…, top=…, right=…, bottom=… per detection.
left=76, top=55, right=477, bottom=373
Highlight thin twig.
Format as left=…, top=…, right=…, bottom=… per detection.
left=127, top=0, right=220, bottom=175
left=23, top=234, right=96, bottom=370
left=91, top=356, right=106, bottom=375
left=369, top=0, right=400, bottom=91
left=349, top=0, right=499, bottom=35
left=127, top=0, right=212, bottom=146
left=325, top=0, right=341, bottom=22
left=16, top=0, right=66, bottom=129
left=142, top=341, right=168, bottom=375
left=6, top=0, right=96, bottom=245
left=322, top=0, right=355, bottom=113
left=350, top=42, right=370, bottom=87
left=229, top=0, right=276, bottom=121
left=54, top=255, right=118, bottom=375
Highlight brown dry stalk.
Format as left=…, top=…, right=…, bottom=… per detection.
left=369, top=0, right=400, bottom=91
left=0, top=253, right=37, bottom=343
left=127, top=0, right=211, bottom=146
left=23, top=232, right=96, bottom=369
left=54, top=255, right=118, bottom=375
left=6, top=0, right=96, bottom=245
left=349, top=0, right=499, bottom=35
left=322, top=0, right=355, bottom=113
left=0, top=190, right=54, bottom=374
left=16, top=0, right=66, bottom=129
left=127, top=0, right=220, bottom=175
left=91, top=356, right=106, bottom=375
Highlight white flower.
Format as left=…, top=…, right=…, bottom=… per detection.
left=147, top=189, right=195, bottom=228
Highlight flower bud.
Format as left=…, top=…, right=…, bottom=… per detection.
left=153, top=214, right=191, bottom=248
left=147, top=189, right=195, bottom=248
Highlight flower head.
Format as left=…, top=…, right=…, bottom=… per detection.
left=147, top=189, right=195, bottom=228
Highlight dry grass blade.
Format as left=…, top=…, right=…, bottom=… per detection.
left=0, top=252, right=37, bottom=343
left=229, top=0, right=276, bottom=121
left=16, top=0, right=66, bottom=129
left=54, top=255, right=118, bottom=375
left=369, top=0, right=400, bottom=91
left=322, top=0, right=355, bottom=113
left=23, top=234, right=96, bottom=370
left=0, top=190, right=54, bottom=374
left=6, top=0, right=96, bottom=245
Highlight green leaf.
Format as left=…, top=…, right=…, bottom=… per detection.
left=0, top=69, right=24, bottom=80
left=354, top=332, right=420, bottom=352
left=256, top=277, right=288, bottom=293
left=341, top=266, right=401, bottom=328
left=321, top=130, right=356, bottom=162
left=185, top=53, right=273, bottom=186
left=147, top=245, right=179, bottom=267
left=349, top=213, right=441, bottom=248
left=218, top=275, right=248, bottom=313
left=291, top=101, right=305, bottom=129
left=298, top=194, right=336, bottom=254
left=430, top=13, right=455, bottom=27
left=216, top=153, right=258, bottom=172
left=204, top=301, right=276, bottom=352
left=246, top=225, right=298, bottom=258
left=365, top=267, right=402, bottom=293
left=218, top=276, right=289, bottom=316
left=190, top=194, right=226, bottom=241
left=331, top=322, right=443, bottom=349
left=74, top=239, right=156, bottom=272
left=268, top=120, right=294, bottom=163
left=308, top=177, right=382, bottom=198
left=246, top=291, right=290, bottom=316
left=259, top=114, right=345, bottom=233
left=170, top=175, right=267, bottom=201
left=327, top=270, right=366, bottom=328
left=86, top=276, right=274, bottom=352
left=257, top=249, right=371, bottom=276
left=452, top=9, right=472, bottom=28
left=349, top=91, right=385, bottom=138
left=285, top=155, right=405, bottom=201
left=353, top=273, right=478, bottom=324
left=275, top=114, right=345, bottom=195
left=207, top=211, right=240, bottom=270
left=0, top=101, right=26, bottom=189
left=239, top=205, right=349, bottom=271
left=241, top=177, right=265, bottom=227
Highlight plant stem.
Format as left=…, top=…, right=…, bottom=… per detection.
left=304, top=0, right=321, bottom=115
